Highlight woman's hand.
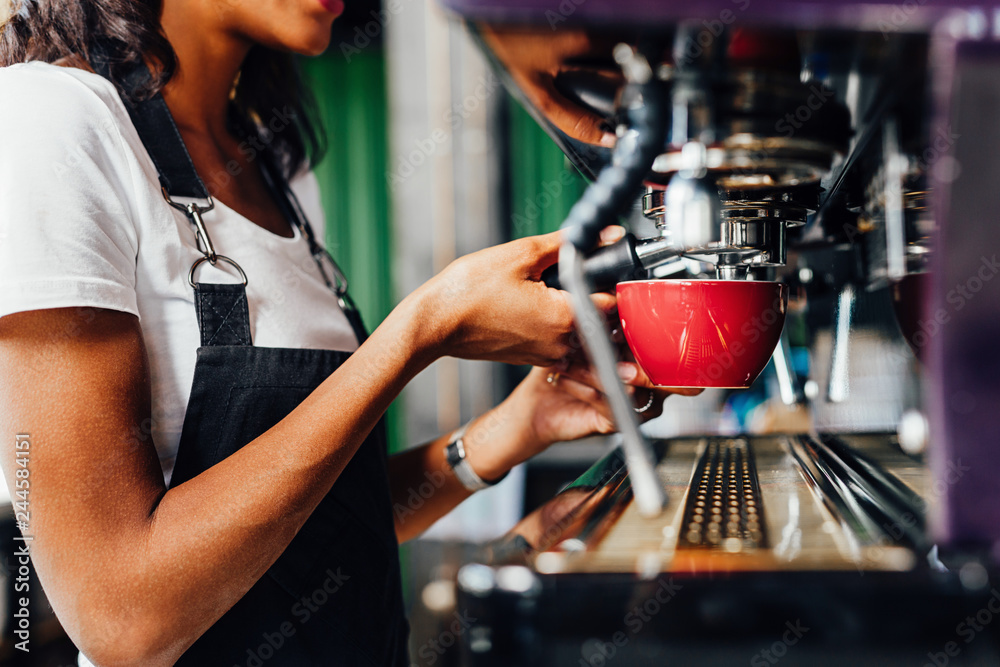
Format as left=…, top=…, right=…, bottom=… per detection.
left=406, top=230, right=615, bottom=367
left=520, top=360, right=703, bottom=455
left=462, top=359, right=703, bottom=481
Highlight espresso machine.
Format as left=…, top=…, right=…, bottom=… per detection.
left=432, top=1, right=1000, bottom=665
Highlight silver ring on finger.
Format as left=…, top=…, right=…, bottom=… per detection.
left=634, top=389, right=655, bottom=414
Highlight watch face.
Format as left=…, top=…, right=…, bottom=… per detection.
left=446, top=440, right=464, bottom=468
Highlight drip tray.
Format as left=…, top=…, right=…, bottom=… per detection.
left=678, top=438, right=767, bottom=551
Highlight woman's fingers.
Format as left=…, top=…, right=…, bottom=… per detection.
left=549, top=373, right=664, bottom=426
left=555, top=357, right=633, bottom=393
left=557, top=358, right=705, bottom=400
left=666, top=387, right=706, bottom=396
left=590, top=291, right=617, bottom=315
left=553, top=358, right=604, bottom=392
left=598, top=225, right=626, bottom=246
left=553, top=376, right=614, bottom=421
left=520, top=230, right=564, bottom=279
left=555, top=358, right=640, bottom=399
left=617, top=361, right=705, bottom=395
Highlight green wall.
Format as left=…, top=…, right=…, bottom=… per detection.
left=505, top=96, right=587, bottom=239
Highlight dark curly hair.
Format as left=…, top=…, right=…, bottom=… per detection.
left=0, top=0, right=325, bottom=179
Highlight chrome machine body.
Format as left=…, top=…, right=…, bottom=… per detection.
left=439, top=1, right=1000, bottom=665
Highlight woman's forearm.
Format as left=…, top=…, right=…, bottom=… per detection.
left=0, top=297, right=440, bottom=666
left=389, top=398, right=537, bottom=543
left=389, top=436, right=473, bottom=542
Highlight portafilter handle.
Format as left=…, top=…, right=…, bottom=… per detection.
left=541, top=233, right=682, bottom=291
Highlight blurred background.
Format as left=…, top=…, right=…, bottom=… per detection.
left=0, top=0, right=924, bottom=664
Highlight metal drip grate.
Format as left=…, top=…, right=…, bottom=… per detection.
left=678, top=438, right=767, bottom=551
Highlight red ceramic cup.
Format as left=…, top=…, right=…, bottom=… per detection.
left=617, top=279, right=789, bottom=388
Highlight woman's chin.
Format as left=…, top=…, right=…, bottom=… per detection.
left=274, top=32, right=333, bottom=57
left=300, top=40, right=332, bottom=57
left=296, top=29, right=336, bottom=57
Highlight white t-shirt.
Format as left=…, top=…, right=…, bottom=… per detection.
left=0, top=61, right=360, bottom=485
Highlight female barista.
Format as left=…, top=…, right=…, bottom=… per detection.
left=0, top=1, right=690, bottom=665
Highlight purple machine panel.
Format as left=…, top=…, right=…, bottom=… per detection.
left=929, top=33, right=1000, bottom=554
left=442, top=0, right=993, bottom=28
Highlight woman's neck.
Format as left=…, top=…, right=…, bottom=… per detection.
left=159, top=1, right=250, bottom=143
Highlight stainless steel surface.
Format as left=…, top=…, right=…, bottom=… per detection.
left=772, top=328, right=805, bottom=406
left=455, top=434, right=1000, bottom=666
left=647, top=63, right=846, bottom=276
left=507, top=433, right=925, bottom=576
left=663, top=167, right=722, bottom=250
left=632, top=237, right=683, bottom=274
left=650, top=138, right=841, bottom=186
left=827, top=283, right=856, bottom=404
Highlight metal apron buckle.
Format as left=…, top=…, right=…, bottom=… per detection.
left=162, top=187, right=249, bottom=288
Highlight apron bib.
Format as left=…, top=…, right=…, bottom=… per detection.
left=169, top=284, right=408, bottom=666
left=92, top=49, right=410, bottom=665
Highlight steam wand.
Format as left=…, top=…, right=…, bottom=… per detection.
left=557, top=44, right=668, bottom=517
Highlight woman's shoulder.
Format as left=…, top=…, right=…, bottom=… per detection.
left=0, top=61, right=131, bottom=144
left=0, top=60, right=120, bottom=102
left=0, top=60, right=144, bottom=197
left=0, top=63, right=143, bottom=322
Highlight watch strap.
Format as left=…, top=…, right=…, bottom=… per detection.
left=445, top=423, right=507, bottom=492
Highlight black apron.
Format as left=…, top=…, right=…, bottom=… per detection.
left=94, top=56, right=409, bottom=665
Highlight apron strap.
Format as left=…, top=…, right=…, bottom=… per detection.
left=91, top=46, right=370, bottom=345
left=194, top=283, right=253, bottom=347
left=91, top=44, right=210, bottom=200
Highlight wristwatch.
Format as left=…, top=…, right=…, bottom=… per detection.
left=445, top=423, right=508, bottom=492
